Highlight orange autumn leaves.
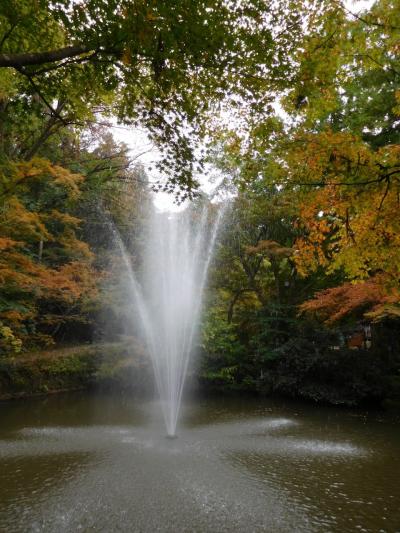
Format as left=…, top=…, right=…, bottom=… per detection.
left=288, top=131, right=400, bottom=279
left=288, top=130, right=400, bottom=322
left=299, top=275, right=400, bottom=324
left=0, top=159, right=98, bottom=349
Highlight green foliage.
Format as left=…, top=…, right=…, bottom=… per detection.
left=0, top=0, right=311, bottom=198
left=0, top=343, right=151, bottom=398
left=200, top=304, right=246, bottom=387
left=0, top=321, right=22, bottom=357
left=249, top=304, right=299, bottom=363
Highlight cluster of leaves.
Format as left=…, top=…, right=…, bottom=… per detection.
left=289, top=132, right=400, bottom=282
left=201, top=0, right=400, bottom=403
left=0, top=0, right=314, bottom=200
left=299, top=275, right=400, bottom=325
left=0, top=157, right=96, bottom=350
left=210, top=0, right=400, bottom=322
left=0, top=88, right=151, bottom=355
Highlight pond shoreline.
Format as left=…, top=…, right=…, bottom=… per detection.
left=1, top=343, right=399, bottom=413
left=0, top=342, right=153, bottom=402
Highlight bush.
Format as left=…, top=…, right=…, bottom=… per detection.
left=0, top=322, right=22, bottom=358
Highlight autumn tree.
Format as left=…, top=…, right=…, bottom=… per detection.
left=211, top=0, right=400, bottom=324
left=0, top=158, right=98, bottom=349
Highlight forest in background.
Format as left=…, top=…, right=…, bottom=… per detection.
left=0, top=0, right=399, bottom=406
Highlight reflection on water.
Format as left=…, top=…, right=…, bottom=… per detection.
left=0, top=392, right=399, bottom=532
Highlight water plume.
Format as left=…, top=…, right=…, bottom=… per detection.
left=115, top=206, right=223, bottom=437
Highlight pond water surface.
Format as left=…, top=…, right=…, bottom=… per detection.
left=0, top=392, right=399, bottom=532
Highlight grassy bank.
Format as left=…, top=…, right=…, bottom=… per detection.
left=0, top=340, right=153, bottom=400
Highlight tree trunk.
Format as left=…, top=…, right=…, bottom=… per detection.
left=38, top=238, right=43, bottom=262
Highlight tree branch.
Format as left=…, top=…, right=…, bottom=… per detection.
left=0, top=20, right=20, bottom=52
left=16, top=68, right=67, bottom=125
left=377, top=179, right=390, bottom=212
left=22, top=102, right=66, bottom=161
left=0, top=45, right=92, bottom=68
left=342, top=3, right=400, bottom=31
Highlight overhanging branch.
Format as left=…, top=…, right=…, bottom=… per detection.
left=0, top=45, right=91, bottom=68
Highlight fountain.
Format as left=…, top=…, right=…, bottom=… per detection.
left=116, top=206, right=222, bottom=437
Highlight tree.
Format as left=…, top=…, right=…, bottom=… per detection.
left=0, top=0, right=311, bottom=197
left=282, top=0, right=400, bottom=147
left=0, top=158, right=98, bottom=348
left=212, top=0, right=400, bottom=314
left=0, top=109, right=153, bottom=353
left=285, top=130, right=400, bottom=282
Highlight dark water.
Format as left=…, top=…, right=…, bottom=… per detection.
left=0, top=392, right=399, bottom=532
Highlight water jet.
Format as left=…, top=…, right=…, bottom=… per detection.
left=118, top=206, right=223, bottom=436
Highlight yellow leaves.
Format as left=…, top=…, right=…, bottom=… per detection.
left=46, top=210, right=82, bottom=227
left=0, top=252, right=38, bottom=288
left=377, top=143, right=400, bottom=166
left=329, top=184, right=400, bottom=279
left=288, top=129, right=400, bottom=280
left=0, top=157, right=91, bottom=268
left=11, top=159, right=47, bottom=179
left=0, top=310, right=27, bottom=324
left=40, top=262, right=99, bottom=304
left=121, top=47, right=132, bottom=66
left=0, top=322, right=23, bottom=355
left=293, top=237, right=328, bottom=277
left=366, top=303, right=400, bottom=321
left=287, top=130, right=372, bottom=187
left=59, top=233, right=94, bottom=261
left=51, top=164, right=83, bottom=199
left=0, top=249, right=98, bottom=305
left=2, top=197, right=50, bottom=242
left=295, top=181, right=400, bottom=279
left=1, top=158, right=84, bottom=200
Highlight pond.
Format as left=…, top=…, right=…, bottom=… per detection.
left=0, top=392, right=399, bottom=532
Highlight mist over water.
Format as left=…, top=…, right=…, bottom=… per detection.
left=117, top=206, right=223, bottom=436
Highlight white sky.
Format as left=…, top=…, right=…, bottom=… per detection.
left=111, top=0, right=375, bottom=212
left=111, top=124, right=222, bottom=212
